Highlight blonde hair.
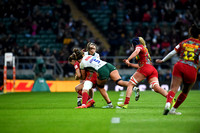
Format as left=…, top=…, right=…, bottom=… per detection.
left=138, top=37, right=146, bottom=47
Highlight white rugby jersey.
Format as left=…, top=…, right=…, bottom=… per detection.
left=84, top=52, right=100, bottom=58
left=80, top=55, right=107, bottom=71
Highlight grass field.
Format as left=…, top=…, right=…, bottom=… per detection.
left=0, top=90, right=200, bottom=133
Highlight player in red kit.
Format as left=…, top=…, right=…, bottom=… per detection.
left=156, top=24, right=200, bottom=115
left=68, top=53, right=96, bottom=108
left=118, top=37, right=168, bottom=109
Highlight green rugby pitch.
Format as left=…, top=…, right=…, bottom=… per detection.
left=0, top=90, right=200, bottom=133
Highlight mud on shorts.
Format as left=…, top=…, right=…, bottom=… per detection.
left=97, top=63, right=117, bottom=80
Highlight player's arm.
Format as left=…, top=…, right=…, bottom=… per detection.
left=75, top=68, right=81, bottom=80
left=156, top=49, right=177, bottom=63
left=127, top=48, right=141, bottom=61
left=124, top=47, right=141, bottom=65
left=123, top=59, right=139, bottom=68
left=80, top=69, right=86, bottom=80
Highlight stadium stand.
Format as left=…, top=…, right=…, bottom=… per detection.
left=0, top=0, right=200, bottom=81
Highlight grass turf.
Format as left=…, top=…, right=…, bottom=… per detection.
left=0, top=91, right=200, bottom=133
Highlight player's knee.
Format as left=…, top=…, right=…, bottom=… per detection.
left=115, top=79, right=122, bottom=85
left=83, top=81, right=93, bottom=91
left=75, top=86, right=79, bottom=92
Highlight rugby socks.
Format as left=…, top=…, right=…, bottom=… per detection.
left=107, top=101, right=111, bottom=104
left=124, top=97, right=130, bottom=104
left=78, top=90, right=91, bottom=100
left=82, top=92, right=88, bottom=105
left=173, top=92, right=187, bottom=108
left=166, top=91, right=175, bottom=103
left=77, top=97, right=82, bottom=102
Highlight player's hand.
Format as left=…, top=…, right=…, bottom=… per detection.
left=156, top=59, right=163, bottom=64
left=123, top=59, right=130, bottom=66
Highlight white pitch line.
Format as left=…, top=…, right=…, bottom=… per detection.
left=111, top=117, right=120, bottom=123
left=118, top=98, right=123, bottom=101
left=120, top=92, right=124, bottom=97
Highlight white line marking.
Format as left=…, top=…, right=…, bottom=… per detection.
left=111, top=117, right=120, bottom=123
left=120, top=92, right=124, bottom=97
left=118, top=98, right=123, bottom=101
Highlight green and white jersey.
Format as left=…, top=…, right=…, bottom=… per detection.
left=80, top=55, right=107, bottom=71
left=84, top=52, right=100, bottom=58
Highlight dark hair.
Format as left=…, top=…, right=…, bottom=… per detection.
left=73, top=48, right=84, bottom=60
left=68, top=53, right=77, bottom=62
left=131, top=37, right=140, bottom=46
left=189, top=24, right=200, bottom=38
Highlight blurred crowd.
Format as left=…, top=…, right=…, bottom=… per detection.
left=0, top=0, right=101, bottom=63
left=0, top=0, right=200, bottom=79
left=75, top=0, right=200, bottom=57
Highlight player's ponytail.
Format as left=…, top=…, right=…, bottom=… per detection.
left=73, top=48, right=84, bottom=60
left=68, top=53, right=77, bottom=62
left=138, top=37, right=146, bottom=47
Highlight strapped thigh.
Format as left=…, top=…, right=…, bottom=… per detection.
left=115, top=78, right=122, bottom=85
left=130, top=75, right=138, bottom=86
left=150, top=81, right=159, bottom=89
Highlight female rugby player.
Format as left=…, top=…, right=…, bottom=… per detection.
left=118, top=37, right=168, bottom=109
left=156, top=24, right=200, bottom=115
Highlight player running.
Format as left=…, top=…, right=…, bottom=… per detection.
left=156, top=24, right=200, bottom=115
left=118, top=37, right=168, bottom=109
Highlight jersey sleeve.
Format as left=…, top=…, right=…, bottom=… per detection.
left=174, top=44, right=181, bottom=53
left=136, top=45, right=143, bottom=53
left=74, top=61, right=80, bottom=70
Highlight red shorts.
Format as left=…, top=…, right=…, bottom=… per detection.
left=137, top=64, right=158, bottom=81
left=85, top=71, right=97, bottom=88
left=173, top=62, right=197, bottom=83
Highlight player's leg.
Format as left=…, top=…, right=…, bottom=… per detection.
left=110, top=70, right=129, bottom=87
left=110, top=69, right=140, bottom=101
left=97, top=79, right=113, bottom=108
left=170, top=66, right=197, bottom=114
left=75, top=82, right=84, bottom=106
left=86, top=81, right=95, bottom=108
left=169, top=82, right=194, bottom=115
left=97, top=64, right=114, bottom=108
left=118, top=72, right=145, bottom=108
left=148, top=77, right=168, bottom=98
left=163, top=76, right=182, bottom=115
left=76, top=81, right=93, bottom=108
left=89, top=89, right=93, bottom=98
